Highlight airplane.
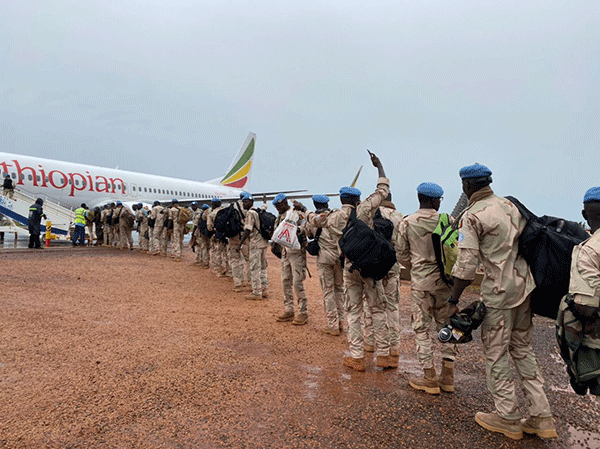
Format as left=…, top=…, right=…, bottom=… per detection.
left=0, top=133, right=308, bottom=211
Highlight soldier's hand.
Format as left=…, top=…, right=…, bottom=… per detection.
left=367, top=150, right=382, bottom=168
left=292, top=200, right=306, bottom=212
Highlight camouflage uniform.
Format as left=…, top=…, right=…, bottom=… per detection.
left=557, top=228, right=600, bottom=393
left=395, top=207, right=457, bottom=369
left=207, top=204, right=227, bottom=275
left=244, top=208, right=269, bottom=296
left=169, top=205, right=184, bottom=260
left=317, top=178, right=391, bottom=358
left=136, top=207, right=149, bottom=251
left=306, top=210, right=345, bottom=331
left=227, top=201, right=247, bottom=288
left=276, top=209, right=308, bottom=316
left=101, top=207, right=111, bottom=246
left=364, top=201, right=403, bottom=352
left=198, top=208, right=212, bottom=267
left=149, top=204, right=165, bottom=255
left=452, top=186, right=552, bottom=421
left=116, top=205, right=134, bottom=250
left=192, top=208, right=203, bottom=264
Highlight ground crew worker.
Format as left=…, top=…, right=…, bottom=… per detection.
left=135, top=202, right=149, bottom=251
left=450, top=163, right=556, bottom=441
left=101, top=204, right=111, bottom=246
left=238, top=193, right=269, bottom=300
left=73, top=203, right=87, bottom=246
left=395, top=183, right=457, bottom=395
left=115, top=201, right=134, bottom=250
left=557, top=187, right=600, bottom=400
left=272, top=193, right=309, bottom=326
left=364, top=192, right=403, bottom=356
left=207, top=198, right=227, bottom=276
left=3, top=174, right=14, bottom=199
left=304, top=195, right=345, bottom=336
left=198, top=204, right=212, bottom=268
left=168, top=199, right=184, bottom=260
left=28, top=198, right=46, bottom=249
left=149, top=201, right=165, bottom=255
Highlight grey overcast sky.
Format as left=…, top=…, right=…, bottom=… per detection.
left=1, top=0, right=598, bottom=220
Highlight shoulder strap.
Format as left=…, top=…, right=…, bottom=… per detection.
left=505, top=196, right=538, bottom=222
left=432, top=215, right=453, bottom=287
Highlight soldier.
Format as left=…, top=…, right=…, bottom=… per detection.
left=364, top=192, right=404, bottom=357
left=198, top=204, right=212, bottom=268
left=93, top=207, right=103, bottom=245
left=304, top=195, right=345, bottom=336
left=450, top=163, right=556, bottom=440
left=28, top=198, right=46, bottom=249
left=227, top=199, right=247, bottom=292
left=85, top=206, right=95, bottom=246
left=168, top=199, right=185, bottom=261
left=207, top=198, right=227, bottom=276
left=272, top=193, right=309, bottom=326
left=110, top=203, right=119, bottom=247
left=149, top=201, right=165, bottom=255
left=190, top=202, right=202, bottom=265
left=101, top=204, right=111, bottom=246
left=115, top=201, right=134, bottom=250
left=135, top=202, right=149, bottom=251
left=238, top=193, right=269, bottom=300
left=395, top=183, right=457, bottom=395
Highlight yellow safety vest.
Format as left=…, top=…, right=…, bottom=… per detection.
left=75, top=208, right=87, bottom=225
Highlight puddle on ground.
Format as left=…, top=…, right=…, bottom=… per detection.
left=568, top=425, right=600, bottom=449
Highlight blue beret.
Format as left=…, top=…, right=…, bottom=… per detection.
left=339, top=187, right=361, bottom=198
left=272, top=193, right=287, bottom=205
left=584, top=186, right=600, bottom=203
left=211, top=198, right=221, bottom=203
left=459, top=163, right=492, bottom=179
left=137, top=202, right=143, bottom=206
left=241, top=192, right=253, bottom=200
left=312, top=194, right=329, bottom=204
left=417, top=182, right=444, bottom=198
left=191, top=201, right=198, bottom=206
left=116, top=201, right=122, bottom=205
left=202, top=204, right=210, bottom=209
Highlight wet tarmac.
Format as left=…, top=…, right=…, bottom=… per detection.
left=0, top=247, right=599, bottom=448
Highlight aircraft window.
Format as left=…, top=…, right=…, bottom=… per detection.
left=20, top=174, right=24, bottom=181
left=11, top=173, right=15, bottom=179
left=28, top=175, right=33, bottom=181
left=144, top=187, right=147, bottom=192
left=133, top=186, right=136, bottom=192
left=36, top=175, right=40, bottom=182
left=75, top=180, right=79, bottom=186
left=69, top=179, right=72, bottom=185
left=153, top=188, right=156, bottom=193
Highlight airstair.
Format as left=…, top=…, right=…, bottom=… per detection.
left=0, top=189, right=75, bottom=241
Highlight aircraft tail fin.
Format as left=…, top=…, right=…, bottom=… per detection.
left=206, top=133, right=256, bottom=189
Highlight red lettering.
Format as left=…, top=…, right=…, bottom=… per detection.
left=86, top=172, right=94, bottom=192
left=68, top=172, right=87, bottom=197
left=13, top=160, right=38, bottom=186
left=48, top=170, right=68, bottom=189
left=109, top=177, right=125, bottom=195
left=38, top=166, right=48, bottom=187
left=0, top=161, right=12, bottom=175
left=96, top=176, right=110, bottom=193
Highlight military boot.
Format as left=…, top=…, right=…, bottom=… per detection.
left=376, top=355, right=398, bottom=369
left=475, top=412, right=523, bottom=440
left=291, top=314, right=308, bottom=326
left=276, top=311, right=295, bottom=322
left=520, top=416, right=558, bottom=439
left=409, top=368, right=440, bottom=394
left=439, top=359, right=454, bottom=393
left=343, top=356, right=366, bottom=372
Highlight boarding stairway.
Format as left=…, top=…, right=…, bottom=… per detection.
left=0, top=189, right=75, bottom=240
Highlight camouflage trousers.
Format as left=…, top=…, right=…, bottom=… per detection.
left=103, top=225, right=111, bottom=246
left=86, top=224, right=94, bottom=245
left=317, top=260, right=344, bottom=329
left=111, top=226, right=119, bottom=247
left=198, top=235, right=211, bottom=265
left=410, top=287, right=457, bottom=370
left=249, top=246, right=268, bottom=296
left=212, top=238, right=227, bottom=274
left=482, top=300, right=552, bottom=420
left=171, top=223, right=185, bottom=259
left=281, top=250, right=307, bottom=315
left=344, top=268, right=390, bottom=358
left=161, top=227, right=171, bottom=256
left=119, top=223, right=133, bottom=249
left=227, top=235, right=245, bottom=287
left=152, top=224, right=164, bottom=254
left=365, top=263, right=400, bottom=349
left=138, top=223, right=149, bottom=250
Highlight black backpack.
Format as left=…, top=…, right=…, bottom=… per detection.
left=253, top=208, right=276, bottom=241
left=339, top=208, right=397, bottom=281
left=506, top=196, right=589, bottom=319
left=215, top=203, right=244, bottom=238
left=373, top=208, right=394, bottom=241
left=198, top=215, right=213, bottom=237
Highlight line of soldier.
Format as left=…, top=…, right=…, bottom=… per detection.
left=79, top=153, right=600, bottom=442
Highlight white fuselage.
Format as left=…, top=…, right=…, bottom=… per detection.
left=0, top=152, right=242, bottom=209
